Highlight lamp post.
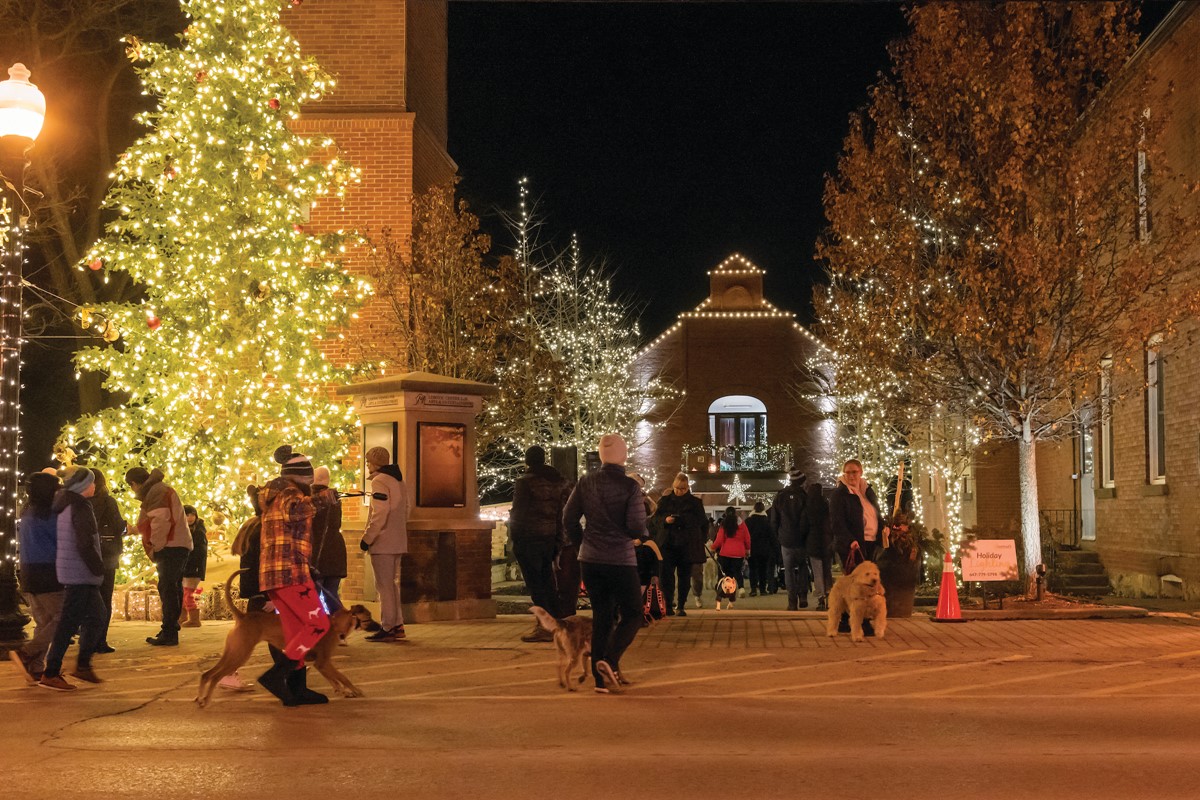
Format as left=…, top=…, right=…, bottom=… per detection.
left=0, top=62, right=45, bottom=644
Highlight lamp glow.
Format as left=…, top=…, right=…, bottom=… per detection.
left=0, top=63, right=46, bottom=141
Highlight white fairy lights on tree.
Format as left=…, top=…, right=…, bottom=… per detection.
left=58, top=0, right=366, bottom=565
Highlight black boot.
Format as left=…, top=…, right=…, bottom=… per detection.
left=816, top=595, right=828, bottom=613
left=838, top=612, right=851, bottom=634
left=285, top=665, right=329, bottom=705
left=258, top=645, right=296, bottom=705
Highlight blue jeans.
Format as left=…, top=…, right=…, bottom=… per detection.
left=781, top=547, right=807, bottom=608
left=43, top=584, right=106, bottom=677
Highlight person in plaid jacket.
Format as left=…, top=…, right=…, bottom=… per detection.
left=255, top=445, right=333, bottom=706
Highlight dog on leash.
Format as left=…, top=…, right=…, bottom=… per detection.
left=194, top=572, right=366, bottom=707
left=714, top=575, right=739, bottom=610
left=825, top=561, right=888, bottom=643
left=529, top=606, right=592, bottom=691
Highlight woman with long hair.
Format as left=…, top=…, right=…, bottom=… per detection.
left=712, top=506, right=751, bottom=603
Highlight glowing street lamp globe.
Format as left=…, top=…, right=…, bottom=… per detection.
left=0, top=63, right=46, bottom=141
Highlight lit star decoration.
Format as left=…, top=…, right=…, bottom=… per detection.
left=722, top=474, right=749, bottom=505
left=58, top=0, right=369, bottom=578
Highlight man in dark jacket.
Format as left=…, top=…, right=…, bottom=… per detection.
left=771, top=468, right=809, bottom=611
left=652, top=472, right=707, bottom=616
left=509, top=445, right=569, bottom=642
left=744, top=501, right=774, bottom=596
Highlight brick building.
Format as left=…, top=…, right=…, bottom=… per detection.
left=630, top=254, right=828, bottom=508
left=283, top=1, right=459, bottom=602
left=963, top=4, right=1200, bottom=598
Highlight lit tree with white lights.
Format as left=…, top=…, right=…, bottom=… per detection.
left=58, top=0, right=366, bottom=563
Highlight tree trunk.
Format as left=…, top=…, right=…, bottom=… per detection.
left=1017, top=425, right=1041, bottom=595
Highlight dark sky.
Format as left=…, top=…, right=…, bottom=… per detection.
left=447, top=0, right=1178, bottom=339
left=447, top=1, right=909, bottom=337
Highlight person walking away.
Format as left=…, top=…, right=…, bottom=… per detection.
left=180, top=505, right=208, bottom=628
left=88, top=469, right=127, bottom=654
left=125, top=467, right=191, bottom=646
left=38, top=467, right=107, bottom=691
left=804, top=483, right=833, bottom=611
left=508, top=445, right=569, bottom=642
left=651, top=472, right=707, bottom=617
left=771, top=469, right=809, bottom=610
left=744, top=501, right=773, bottom=596
left=361, top=447, right=411, bottom=643
left=712, top=507, right=751, bottom=608
left=256, top=446, right=332, bottom=705
left=563, top=434, right=646, bottom=694
left=310, top=467, right=347, bottom=609
left=9, top=472, right=64, bottom=684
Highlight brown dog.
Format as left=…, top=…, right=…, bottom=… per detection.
left=530, top=606, right=592, bottom=691
left=195, top=573, right=365, bottom=707
left=825, top=561, right=888, bottom=643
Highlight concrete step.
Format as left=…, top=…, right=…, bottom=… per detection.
left=1059, top=561, right=1107, bottom=576
left=1059, top=582, right=1114, bottom=596
left=1057, top=550, right=1104, bottom=566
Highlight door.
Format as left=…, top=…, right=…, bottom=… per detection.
left=1080, top=419, right=1096, bottom=542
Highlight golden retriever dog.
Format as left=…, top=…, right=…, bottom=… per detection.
left=825, top=561, right=887, bottom=643
left=195, top=573, right=365, bottom=707
left=530, top=606, right=592, bottom=691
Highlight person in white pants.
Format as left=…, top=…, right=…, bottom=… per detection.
left=360, top=447, right=411, bottom=642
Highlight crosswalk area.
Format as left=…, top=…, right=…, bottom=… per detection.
left=5, top=616, right=1200, bottom=706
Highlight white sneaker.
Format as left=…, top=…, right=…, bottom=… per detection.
left=738, top=588, right=746, bottom=598
left=218, top=672, right=254, bottom=692
left=693, top=597, right=702, bottom=609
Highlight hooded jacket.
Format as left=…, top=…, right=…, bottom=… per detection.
left=363, top=464, right=411, bottom=555
left=18, top=509, right=61, bottom=595
left=135, top=469, right=192, bottom=554
left=744, top=510, right=775, bottom=556
left=770, top=483, right=808, bottom=549
left=258, top=476, right=324, bottom=592
left=52, top=489, right=104, bottom=586
left=508, top=463, right=570, bottom=542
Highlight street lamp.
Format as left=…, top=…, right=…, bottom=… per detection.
left=0, top=62, right=45, bottom=644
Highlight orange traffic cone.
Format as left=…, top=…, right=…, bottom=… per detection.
left=932, top=552, right=966, bottom=623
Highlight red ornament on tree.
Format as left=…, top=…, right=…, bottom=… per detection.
left=293, top=223, right=304, bottom=234
left=146, top=312, right=162, bottom=330
left=196, top=70, right=207, bottom=83
left=268, top=98, right=280, bottom=110
left=88, top=258, right=103, bottom=271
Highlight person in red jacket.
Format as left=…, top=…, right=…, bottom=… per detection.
left=712, top=506, right=751, bottom=603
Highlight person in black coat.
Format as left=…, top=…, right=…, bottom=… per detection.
left=651, top=472, right=707, bottom=616
left=744, top=502, right=774, bottom=596
left=181, top=505, right=208, bottom=628
left=89, top=469, right=127, bottom=654
left=829, top=459, right=887, bottom=569
left=771, top=469, right=808, bottom=610
left=803, top=482, right=833, bottom=611
left=509, top=446, right=570, bottom=640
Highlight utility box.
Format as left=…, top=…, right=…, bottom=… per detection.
left=337, top=371, right=498, bottom=621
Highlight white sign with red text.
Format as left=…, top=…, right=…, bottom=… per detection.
left=961, top=539, right=1020, bottom=582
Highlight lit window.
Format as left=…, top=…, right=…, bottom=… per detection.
left=708, top=395, right=767, bottom=470
left=1146, top=337, right=1165, bottom=484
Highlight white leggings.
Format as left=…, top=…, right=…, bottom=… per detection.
left=370, top=553, right=404, bottom=629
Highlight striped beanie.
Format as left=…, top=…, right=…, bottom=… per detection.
left=274, top=444, right=314, bottom=478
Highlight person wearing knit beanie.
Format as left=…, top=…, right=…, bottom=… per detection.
left=598, top=434, right=627, bottom=466
left=274, top=445, right=314, bottom=483
left=365, top=447, right=391, bottom=469
left=361, top=444, right=410, bottom=643
left=61, top=466, right=95, bottom=496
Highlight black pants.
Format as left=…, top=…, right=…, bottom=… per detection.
left=98, top=561, right=118, bottom=645
left=580, top=562, right=642, bottom=682
left=154, top=547, right=189, bottom=636
left=661, top=548, right=693, bottom=610
left=748, top=554, right=772, bottom=592
left=43, top=584, right=106, bottom=677
left=513, top=538, right=559, bottom=618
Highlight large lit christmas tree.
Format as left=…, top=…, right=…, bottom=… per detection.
left=58, top=0, right=366, bottom=558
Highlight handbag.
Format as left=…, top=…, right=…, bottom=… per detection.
left=643, top=576, right=666, bottom=622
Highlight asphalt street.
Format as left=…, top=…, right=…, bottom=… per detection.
left=3, top=614, right=1199, bottom=799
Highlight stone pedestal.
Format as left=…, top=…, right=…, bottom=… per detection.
left=337, top=372, right=498, bottom=621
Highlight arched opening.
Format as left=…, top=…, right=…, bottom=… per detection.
left=708, top=395, right=767, bottom=469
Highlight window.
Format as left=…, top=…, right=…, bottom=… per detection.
left=961, top=462, right=975, bottom=502
left=1099, top=357, right=1115, bottom=489
left=708, top=395, right=767, bottom=469
left=1146, top=337, right=1166, bottom=484
left=1136, top=108, right=1153, bottom=243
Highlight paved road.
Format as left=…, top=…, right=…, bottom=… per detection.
left=4, top=614, right=1200, bottom=799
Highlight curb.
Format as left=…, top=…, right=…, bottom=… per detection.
left=935, top=605, right=1148, bottom=621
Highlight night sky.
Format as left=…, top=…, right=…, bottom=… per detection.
left=447, top=0, right=1177, bottom=339
left=447, top=1, right=909, bottom=337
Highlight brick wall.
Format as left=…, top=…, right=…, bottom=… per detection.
left=1089, top=7, right=1200, bottom=598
